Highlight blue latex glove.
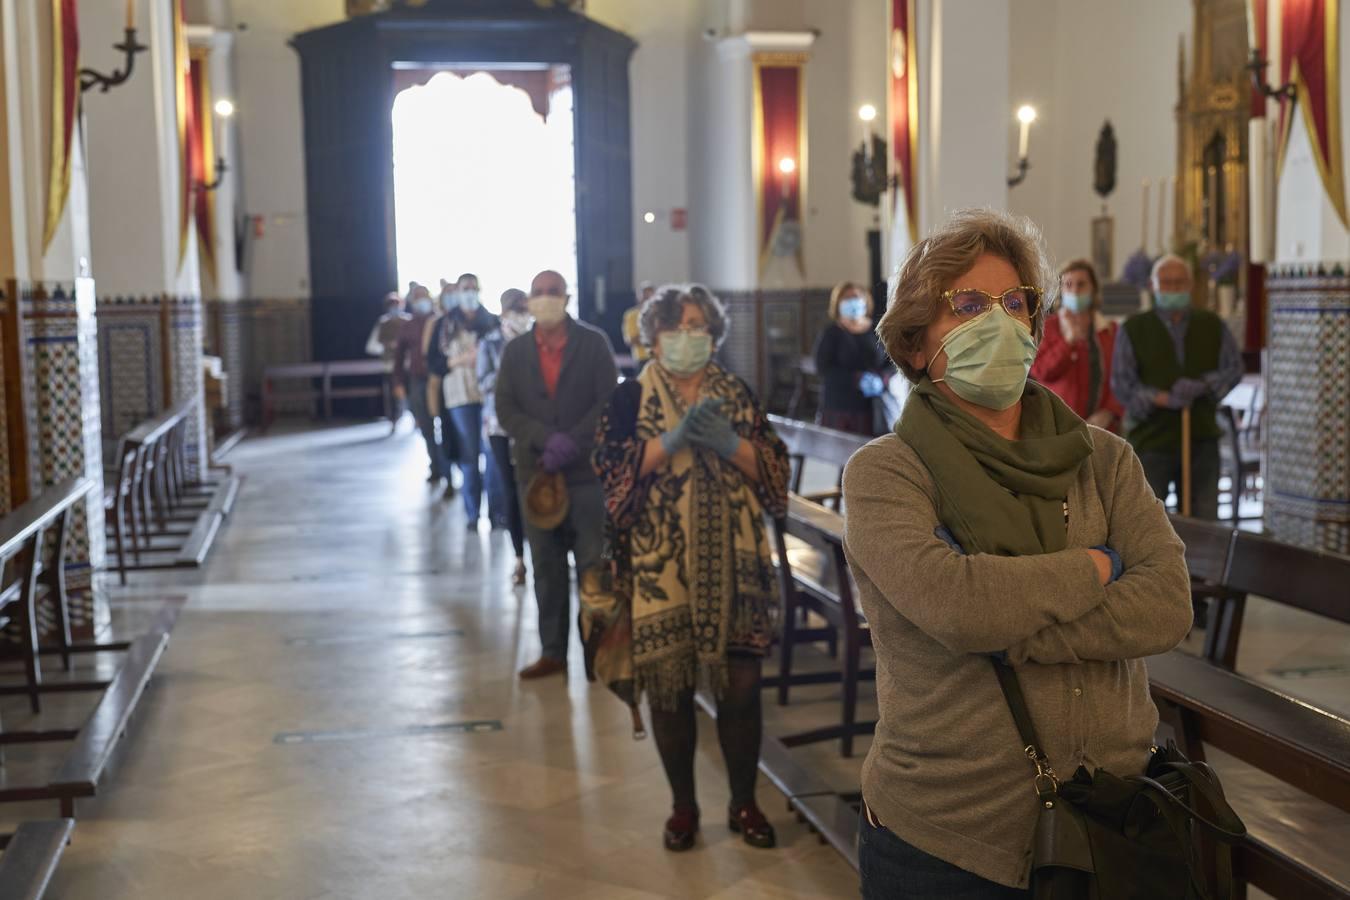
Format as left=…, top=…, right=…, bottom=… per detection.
left=540, top=432, right=579, bottom=473
left=859, top=372, right=885, bottom=398
left=660, top=402, right=707, bottom=455
left=687, top=407, right=741, bottom=459
left=934, top=525, right=965, bottom=554
left=1090, top=545, right=1124, bottom=583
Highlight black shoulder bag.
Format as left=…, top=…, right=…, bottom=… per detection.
left=991, top=660, right=1247, bottom=900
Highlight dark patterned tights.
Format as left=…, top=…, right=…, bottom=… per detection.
left=649, top=654, right=763, bottom=811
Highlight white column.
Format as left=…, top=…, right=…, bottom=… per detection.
left=920, top=0, right=1010, bottom=229
left=83, top=0, right=201, bottom=297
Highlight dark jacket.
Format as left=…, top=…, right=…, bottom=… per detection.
left=495, top=317, right=617, bottom=486
left=813, top=322, right=890, bottom=415
left=426, top=306, right=500, bottom=378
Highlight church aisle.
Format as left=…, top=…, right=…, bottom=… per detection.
left=42, top=422, right=856, bottom=899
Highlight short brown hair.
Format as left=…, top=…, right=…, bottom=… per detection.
left=1057, top=258, right=1099, bottom=295
left=877, top=208, right=1052, bottom=383
left=828, top=281, right=873, bottom=321
left=638, top=284, right=729, bottom=349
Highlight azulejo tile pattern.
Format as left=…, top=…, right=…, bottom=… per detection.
left=17, top=280, right=107, bottom=639
left=1264, top=270, right=1350, bottom=554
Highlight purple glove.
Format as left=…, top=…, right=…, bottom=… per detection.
left=1168, top=377, right=1208, bottom=407
left=540, top=432, right=579, bottom=473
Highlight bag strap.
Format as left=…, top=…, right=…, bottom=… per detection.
left=990, top=658, right=1060, bottom=798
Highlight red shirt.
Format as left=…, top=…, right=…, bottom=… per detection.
left=1029, top=314, right=1124, bottom=429
left=535, top=326, right=569, bottom=398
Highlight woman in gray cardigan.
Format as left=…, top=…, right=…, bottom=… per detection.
left=842, top=208, right=1192, bottom=899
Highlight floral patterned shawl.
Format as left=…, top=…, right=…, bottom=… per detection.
left=593, top=362, right=789, bottom=710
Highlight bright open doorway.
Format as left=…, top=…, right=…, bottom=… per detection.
left=391, top=68, right=577, bottom=314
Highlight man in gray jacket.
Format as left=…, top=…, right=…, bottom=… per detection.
left=496, top=269, right=617, bottom=679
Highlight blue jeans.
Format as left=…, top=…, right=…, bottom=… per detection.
left=1138, top=439, right=1220, bottom=520
left=859, top=807, right=1029, bottom=900
left=448, top=404, right=484, bottom=521
left=522, top=478, right=606, bottom=661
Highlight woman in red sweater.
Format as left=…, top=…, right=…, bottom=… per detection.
left=1030, top=259, right=1124, bottom=431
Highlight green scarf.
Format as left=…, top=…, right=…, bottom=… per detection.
left=895, top=378, right=1093, bottom=556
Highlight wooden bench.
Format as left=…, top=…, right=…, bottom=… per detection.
left=0, top=819, right=74, bottom=900
left=262, top=359, right=392, bottom=430
left=769, top=414, right=868, bottom=510
left=774, top=496, right=875, bottom=758
left=104, top=402, right=240, bottom=576
left=0, top=478, right=93, bottom=713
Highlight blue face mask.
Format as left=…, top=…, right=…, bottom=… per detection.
left=458, top=290, right=480, bottom=311
left=839, top=297, right=868, bottom=320
left=1060, top=291, right=1092, bottom=313
left=412, top=299, right=433, bottom=315
left=1155, top=291, right=1191, bottom=311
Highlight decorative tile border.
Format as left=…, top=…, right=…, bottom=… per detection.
left=1263, top=270, right=1350, bottom=554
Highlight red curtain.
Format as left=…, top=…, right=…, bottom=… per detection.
left=188, top=58, right=217, bottom=286
left=1246, top=0, right=1268, bottom=353
left=889, top=0, right=918, bottom=244
left=174, top=0, right=192, bottom=268
left=44, top=0, right=80, bottom=250
left=1277, top=0, right=1347, bottom=226
left=755, top=60, right=805, bottom=275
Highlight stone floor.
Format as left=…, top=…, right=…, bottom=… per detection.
left=2, top=419, right=1344, bottom=898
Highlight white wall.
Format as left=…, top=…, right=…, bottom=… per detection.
left=1007, top=0, right=1191, bottom=275
left=226, top=0, right=342, bottom=298
left=588, top=0, right=695, bottom=288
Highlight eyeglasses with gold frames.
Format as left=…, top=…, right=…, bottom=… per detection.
left=940, top=285, right=1041, bottom=320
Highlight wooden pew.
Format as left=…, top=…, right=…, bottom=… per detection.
left=775, top=496, right=875, bottom=758
left=262, top=359, right=392, bottom=430
left=0, top=819, right=74, bottom=900
left=764, top=416, right=869, bottom=701
left=0, top=478, right=93, bottom=712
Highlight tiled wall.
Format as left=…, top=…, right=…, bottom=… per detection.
left=5, top=280, right=107, bottom=639
left=95, top=294, right=207, bottom=477
left=205, top=297, right=312, bottom=423
left=1264, top=269, right=1350, bottom=554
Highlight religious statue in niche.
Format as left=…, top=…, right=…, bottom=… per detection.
left=1091, top=120, right=1117, bottom=280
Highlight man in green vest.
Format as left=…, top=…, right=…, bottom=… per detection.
left=1110, top=254, right=1243, bottom=519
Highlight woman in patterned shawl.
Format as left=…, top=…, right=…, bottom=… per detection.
left=594, top=284, right=789, bottom=854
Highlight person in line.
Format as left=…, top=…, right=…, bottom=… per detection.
left=1110, top=254, right=1243, bottom=519
left=496, top=270, right=617, bottom=679
left=844, top=209, right=1192, bottom=898
left=595, top=284, right=789, bottom=853
left=621, top=280, right=657, bottom=366
left=478, top=288, right=532, bottom=585
left=394, top=284, right=449, bottom=484
left=429, top=273, right=499, bottom=527
left=366, top=291, right=410, bottom=427
left=1029, top=259, right=1124, bottom=432
left=812, top=281, right=892, bottom=435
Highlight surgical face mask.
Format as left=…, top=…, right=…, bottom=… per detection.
left=839, top=297, right=868, bottom=320
left=1155, top=291, right=1191, bottom=311
left=500, top=310, right=532, bottom=339
left=657, top=331, right=713, bottom=376
left=1060, top=291, right=1092, bottom=314
left=458, top=289, right=480, bottom=311
left=527, top=293, right=568, bottom=327
left=933, top=307, right=1038, bottom=411
left=440, top=292, right=458, bottom=312
left=412, top=298, right=433, bottom=315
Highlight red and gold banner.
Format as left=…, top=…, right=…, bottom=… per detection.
left=1246, top=0, right=1269, bottom=353
left=1276, top=0, right=1347, bottom=226
left=188, top=53, right=217, bottom=286
left=889, top=0, right=919, bottom=245
left=43, top=0, right=80, bottom=250
left=173, top=0, right=192, bottom=269
left=753, top=55, right=806, bottom=277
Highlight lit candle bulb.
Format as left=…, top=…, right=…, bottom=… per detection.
left=1016, top=105, right=1037, bottom=159
left=126, top=0, right=135, bottom=30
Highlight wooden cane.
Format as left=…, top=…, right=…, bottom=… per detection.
left=1180, top=405, right=1193, bottom=517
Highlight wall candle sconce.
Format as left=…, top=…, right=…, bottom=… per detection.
left=196, top=99, right=234, bottom=193
left=777, top=156, right=797, bottom=199
left=1246, top=49, right=1296, bottom=102
left=80, top=3, right=147, bottom=95
left=1008, top=105, right=1036, bottom=187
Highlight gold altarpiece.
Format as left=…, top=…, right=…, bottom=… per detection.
left=1175, top=0, right=1253, bottom=309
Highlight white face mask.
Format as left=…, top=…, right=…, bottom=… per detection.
left=501, top=310, right=532, bottom=339
left=527, top=294, right=567, bottom=327
left=412, top=298, right=433, bottom=315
